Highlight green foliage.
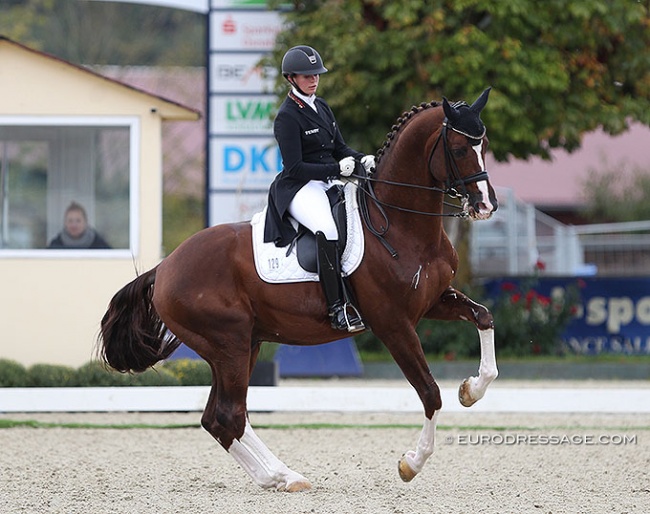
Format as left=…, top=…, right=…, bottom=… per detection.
left=356, top=278, right=581, bottom=358
left=127, top=367, right=181, bottom=386
left=0, top=360, right=212, bottom=387
left=355, top=320, right=477, bottom=359
left=72, top=361, right=133, bottom=386
left=27, top=363, right=76, bottom=387
left=162, top=359, right=212, bottom=386
left=0, top=359, right=29, bottom=387
left=581, top=163, right=650, bottom=222
left=268, top=0, right=650, bottom=160
left=162, top=193, right=205, bottom=255
left=0, top=0, right=205, bottom=66
left=488, top=278, right=582, bottom=356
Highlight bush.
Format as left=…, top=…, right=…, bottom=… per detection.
left=488, top=278, right=581, bottom=357
left=355, top=319, right=479, bottom=360
left=124, top=367, right=181, bottom=386
left=0, top=359, right=29, bottom=387
left=355, top=279, right=581, bottom=359
left=27, top=363, right=77, bottom=387
left=162, top=359, right=211, bottom=386
left=73, top=361, right=132, bottom=387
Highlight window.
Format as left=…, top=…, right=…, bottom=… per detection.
left=0, top=117, right=139, bottom=256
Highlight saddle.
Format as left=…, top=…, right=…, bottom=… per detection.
left=292, top=184, right=348, bottom=273
left=251, top=181, right=364, bottom=284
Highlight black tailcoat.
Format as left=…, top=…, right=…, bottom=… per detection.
left=264, top=92, right=362, bottom=247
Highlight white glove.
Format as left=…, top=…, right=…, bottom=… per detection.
left=339, top=156, right=356, bottom=177
left=361, top=154, right=376, bottom=173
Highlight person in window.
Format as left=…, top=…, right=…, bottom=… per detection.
left=263, top=45, right=375, bottom=332
left=48, top=201, right=111, bottom=249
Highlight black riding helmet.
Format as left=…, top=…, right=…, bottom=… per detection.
left=281, top=45, right=328, bottom=77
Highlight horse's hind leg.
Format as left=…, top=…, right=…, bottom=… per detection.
left=228, top=419, right=312, bottom=492
left=425, top=287, right=498, bottom=407
left=200, top=339, right=311, bottom=492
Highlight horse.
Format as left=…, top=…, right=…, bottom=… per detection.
left=98, top=87, right=499, bottom=492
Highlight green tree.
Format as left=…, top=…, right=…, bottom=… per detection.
left=0, top=0, right=205, bottom=66
left=269, top=0, right=650, bottom=161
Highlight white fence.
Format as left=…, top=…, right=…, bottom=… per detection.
left=472, top=188, right=650, bottom=277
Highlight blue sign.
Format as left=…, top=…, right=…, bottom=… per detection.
left=210, top=138, right=282, bottom=189
left=483, top=277, right=650, bottom=355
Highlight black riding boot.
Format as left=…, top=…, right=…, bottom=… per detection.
left=315, top=231, right=365, bottom=332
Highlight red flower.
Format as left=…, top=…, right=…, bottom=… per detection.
left=501, top=282, right=517, bottom=292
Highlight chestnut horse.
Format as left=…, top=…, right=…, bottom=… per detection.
left=98, top=88, right=499, bottom=491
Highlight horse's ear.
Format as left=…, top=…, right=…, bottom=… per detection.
left=442, top=97, right=457, bottom=121
left=470, top=87, right=491, bottom=113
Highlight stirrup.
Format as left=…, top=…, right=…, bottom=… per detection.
left=330, top=302, right=365, bottom=333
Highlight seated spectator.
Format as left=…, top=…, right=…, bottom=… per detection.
left=48, top=201, right=111, bottom=249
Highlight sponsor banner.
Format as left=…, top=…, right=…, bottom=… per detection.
left=209, top=53, right=277, bottom=94
left=210, top=95, right=276, bottom=134
left=483, top=277, right=650, bottom=354
left=209, top=137, right=281, bottom=190
left=210, top=11, right=284, bottom=51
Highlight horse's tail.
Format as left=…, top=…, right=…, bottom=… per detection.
left=97, top=266, right=181, bottom=373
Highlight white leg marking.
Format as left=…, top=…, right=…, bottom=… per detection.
left=459, top=328, right=498, bottom=406
left=228, top=420, right=311, bottom=491
left=401, top=411, right=439, bottom=475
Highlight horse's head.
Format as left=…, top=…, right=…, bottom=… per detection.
left=430, top=87, right=498, bottom=220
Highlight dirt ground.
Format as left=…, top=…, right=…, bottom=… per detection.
left=1, top=402, right=649, bottom=514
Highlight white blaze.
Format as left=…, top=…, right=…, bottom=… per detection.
left=471, top=142, right=493, bottom=215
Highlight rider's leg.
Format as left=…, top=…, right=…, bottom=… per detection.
left=315, top=231, right=364, bottom=332
left=288, top=181, right=364, bottom=332
left=288, top=180, right=338, bottom=240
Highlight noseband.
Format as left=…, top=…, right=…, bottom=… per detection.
left=427, top=120, right=489, bottom=199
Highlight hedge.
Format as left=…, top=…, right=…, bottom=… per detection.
left=0, top=358, right=210, bottom=387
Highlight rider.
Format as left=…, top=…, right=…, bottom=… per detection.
left=264, top=45, right=375, bottom=332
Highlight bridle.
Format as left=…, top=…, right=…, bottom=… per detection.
left=429, top=120, right=489, bottom=199
left=353, top=116, right=489, bottom=258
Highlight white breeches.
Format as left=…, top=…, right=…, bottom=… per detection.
left=288, top=180, right=338, bottom=240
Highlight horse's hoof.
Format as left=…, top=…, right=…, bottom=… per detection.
left=284, top=480, right=312, bottom=493
left=458, top=379, right=478, bottom=407
left=398, top=457, right=417, bottom=482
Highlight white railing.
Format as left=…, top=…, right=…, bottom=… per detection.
left=471, top=188, right=650, bottom=277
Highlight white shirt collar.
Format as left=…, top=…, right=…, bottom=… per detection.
left=292, top=87, right=318, bottom=112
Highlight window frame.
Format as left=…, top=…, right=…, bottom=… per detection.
left=0, top=115, right=140, bottom=259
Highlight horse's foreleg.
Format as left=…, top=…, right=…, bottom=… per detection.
left=398, top=411, right=439, bottom=482
left=458, top=325, right=497, bottom=407
left=376, top=325, right=442, bottom=482
left=425, top=287, right=498, bottom=407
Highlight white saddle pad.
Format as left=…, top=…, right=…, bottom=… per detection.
left=251, top=181, right=364, bottom=284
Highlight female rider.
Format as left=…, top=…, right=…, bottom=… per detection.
left=264, top=45, right=375, bottom=332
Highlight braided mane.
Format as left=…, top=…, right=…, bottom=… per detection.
left=376, top=101, right=441, bottom=165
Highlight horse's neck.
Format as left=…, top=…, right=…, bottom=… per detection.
left=373, top=167, right=447, bottom=248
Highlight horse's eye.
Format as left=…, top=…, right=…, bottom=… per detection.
left=452, top=147, right=468, bottom=159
